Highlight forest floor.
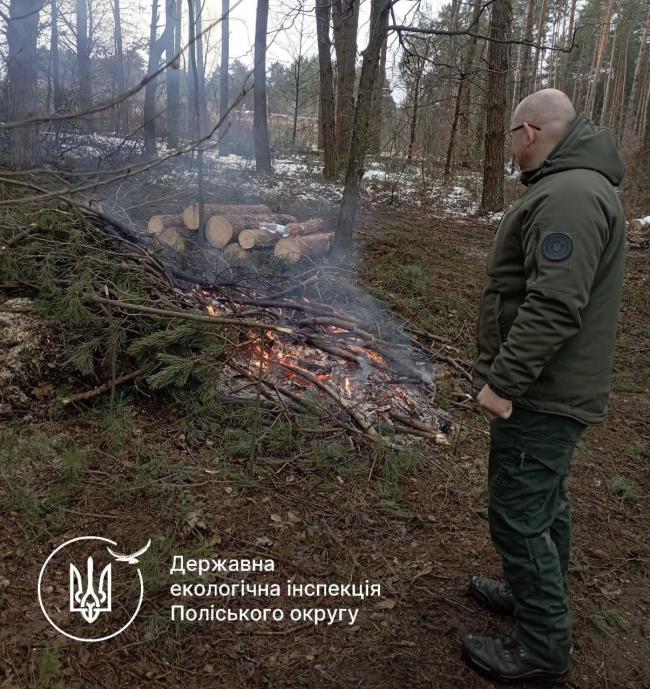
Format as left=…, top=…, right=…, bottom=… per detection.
left=1, top=168, right=649, bottom=688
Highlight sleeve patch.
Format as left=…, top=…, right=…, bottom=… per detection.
left=541, top=233, right=573, bottom=261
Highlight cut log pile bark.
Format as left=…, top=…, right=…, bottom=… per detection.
left=147, top=203, right=332, bottom=262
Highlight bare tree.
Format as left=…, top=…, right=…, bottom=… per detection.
left=558, top=0, right=578, bottom=92
left=507, top=0, right=536, bottom=171
left=254, top=0, right=272, bottom=173
left=481, top=0, right=512, bottom=213
left=316, top=0, right=337, bottom=179
left=49, top=0, right=64, bottom=113
left=444, top=0, right=482, bottom=180
left=187, top=0, right=206, bottom=243
left=405, top=40, right=430, bottom=161
left=164, top=0, right=181, bottom=146
left=219, top=0, right=231, bottom=155
left=144, top=0, right=161, bottom=157
left=77, top=0, right=92, bottom=109
left=623, top=3, right=650, bottom=135
left=333, top=0, right=360, bottom=169
left=144, top=0, right=175, bottom=157
left=6, top=0, right=42, bottom=167
left=641, top=79, right=650, bottom=167
left=585, top=0, right=615, bottom=118
left=291, top=12, right=306, bottom=146
left=600, top=11, right=619, bottom=126
left=368, top=35, right=388, bottom=154
left=334, top=0, right=391, bottom=255
left=531, top=0, right=547, bottom=91
left=192, top=0, right=209, bottom=133
left=113, top=0, right=127, bottom=131
left=512, top=0, right=536, bottom=105
left=458, top=0, right=483, bottom=163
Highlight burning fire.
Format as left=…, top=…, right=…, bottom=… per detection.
left=193, top=286, right=444, bottom=440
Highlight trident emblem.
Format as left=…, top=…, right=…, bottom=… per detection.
left=69, top=557, right=112, bottom=623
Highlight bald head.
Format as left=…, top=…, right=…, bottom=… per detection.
left=510, top=89, right=577, bottom=171
left=513, top=89, right=576, bottom=137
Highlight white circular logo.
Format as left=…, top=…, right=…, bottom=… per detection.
left=38, top=536, right=149, bottom=643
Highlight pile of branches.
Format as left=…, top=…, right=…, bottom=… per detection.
left=0, top=196, right=470, bottom=449
left=0, top=199, right=243, bottom=439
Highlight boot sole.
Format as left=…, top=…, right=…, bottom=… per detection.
left=462, top=644, right=569, bottom=684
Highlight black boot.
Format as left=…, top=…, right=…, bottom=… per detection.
left=462, top=634, right=570, bottom=683
left=468, top=575, right=515, bottom=615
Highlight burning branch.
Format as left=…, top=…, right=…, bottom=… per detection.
left=277, top=362, right=380, bottom=439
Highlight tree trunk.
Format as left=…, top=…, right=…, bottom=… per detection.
left=254, top=0, right=273, bottom=174
left=508, top=0, right=536, bottom=172
left=6, top=0, right=42, bottom=167
left=239, top=228, right=285, bottom=249
left=642, top=75, right=650, bottom=166
left=219, top=0, right=231, bottom=155
left=275, top=233, right=334, bottom=262
left=445, top=0, right=482, bottom=180
left=187, top=0, right=206, bottom=244
left=183, top=203, right=272, bottom=229
left=636, top=65, right=650, bottom=136
left=113, top=0, right=126, bottom=132
left=144, top=0, right=161, bottom=158
left=571, top=41, right=585, bottom=107
left=600, top=12, right=619, bottom=126
left=514, top=0, right=536, bottom=103
left=531, top=0, right=547, bottom=91
left=165, top=0, right=180, bottom=146
left=51, top=0, right=63, bottom=112
left=205, top=214, right=273, bottom=247
left=148, top=215, right=186, bottom=233
left=444, top=79, right=464, bottom=182
left=193, top=0, right=209, bottom=134
left=612, top=26, right=629, bottom=133
left=547, top=8, right=561, bottom=88
left=559, top=0, right=577, bottom=92
left=623, top=4, right=650, bottom=135
left=316, top=0, right=338, bottom=180
left=333, top=0, right=360, bottom=169
left=292, top=14, right=305, bottom=146
left=368, top=34, right=387, bottom=154
left=334, top=0, right=391, bottom=257
left=76, top=0, right=92, bottom=110
left=458, top=0, right=483, bottom=162
left=585, top=0, right=615, bottom=119
left=480, top=0, right=512, bottom=214
left=287, top=219, right=325, bottom=236
left=474, top=56, right=487, bottom=160
left=407, top=47, right=427, bottom=162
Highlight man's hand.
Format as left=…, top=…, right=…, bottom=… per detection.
left=477, top=384, right=513, bottom=421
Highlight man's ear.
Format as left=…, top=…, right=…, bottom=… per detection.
left=524, top=123, right=537, bottom=146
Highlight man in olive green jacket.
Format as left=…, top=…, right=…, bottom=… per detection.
left=463, top=89, right=626, bottom=683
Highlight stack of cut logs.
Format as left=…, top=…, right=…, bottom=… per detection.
left=147, top=203, right=334, bottom=263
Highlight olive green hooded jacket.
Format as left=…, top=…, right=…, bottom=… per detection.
left=472, top=114, right=626, bottom=425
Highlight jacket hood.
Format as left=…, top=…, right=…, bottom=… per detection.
left=520, top=113, right=625, bottom=187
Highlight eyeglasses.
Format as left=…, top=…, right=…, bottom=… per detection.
left=509, top=123, right=541, bottom=134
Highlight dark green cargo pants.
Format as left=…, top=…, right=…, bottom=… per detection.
left=488, top=406, right=586, bottom=665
